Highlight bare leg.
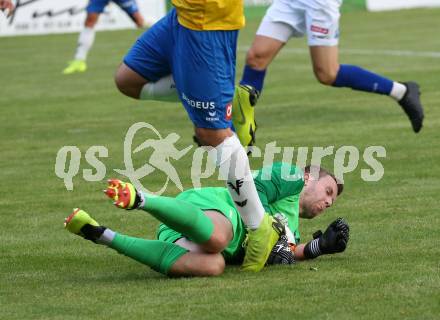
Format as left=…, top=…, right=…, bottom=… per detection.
left=167, top=210, right=232, bottom=276
left=166, top=210, right=234, bottom=254
left=85, top=12, right=99, bottom=28
left=309, top=45, right=340, bottom=85
left=246, top=35, right=285, bottom=70
left=168, top=252, right=226, bottom=277
left=194, top=127, right=233, bottom=147
left=114, top=63, right=149, bottom=99
left=130, top=11, right=145, bottom=28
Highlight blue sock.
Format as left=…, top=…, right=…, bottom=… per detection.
left=240, top=65, right=266, bottom=93
left=333, top=64, right=393, bottom=95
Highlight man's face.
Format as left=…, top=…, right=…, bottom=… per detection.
left=299, top=174, right=338, bottom=219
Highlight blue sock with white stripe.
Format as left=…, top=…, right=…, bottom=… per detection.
left=333, top=64, right=393, bottom=95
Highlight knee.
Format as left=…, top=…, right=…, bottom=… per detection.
left=85, top=14, right=98, bottom=28
left=114, top=66, right=138, bottom=99
left=114, top=67, right=127, bottom=94
left=246, top=47, right=270, bottom=70
left=194, top=128, right=232, bottom=147
left=132, top=13, right=145, bottom=28
left=313, top=65, right=339, bottom=86
left=204, top=255, right=225, bottom=276
left=206, top=232, right=231, bottom=253
left=194, top=129, right=212, bottom=146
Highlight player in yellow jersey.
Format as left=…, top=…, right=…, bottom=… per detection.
left=113, top=1, right=279, bottom=271
left=172, top=0, right=244, bottom=30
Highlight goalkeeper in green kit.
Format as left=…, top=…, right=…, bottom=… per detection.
left=65, top=162, right=349, bottom=276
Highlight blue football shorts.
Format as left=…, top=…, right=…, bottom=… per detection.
left=87, top=0, right=139, bottom=15
left=123, top=9, right=238, bottom=129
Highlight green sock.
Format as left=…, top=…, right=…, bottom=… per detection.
left=110, top=233, right=188, bottom=275
left=140, top=194, right=214, bottom=243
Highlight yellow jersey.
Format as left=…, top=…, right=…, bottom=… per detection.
left=172, top=0, right=245, bottom=31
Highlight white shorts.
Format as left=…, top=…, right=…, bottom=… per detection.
left=256, top=0, right=342, bottom=46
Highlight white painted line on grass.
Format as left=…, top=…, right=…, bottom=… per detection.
left=238, top=47, right=440, bottom=58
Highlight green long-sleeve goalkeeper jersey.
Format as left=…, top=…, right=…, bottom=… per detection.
left=253, top=162, right=304, bottom=243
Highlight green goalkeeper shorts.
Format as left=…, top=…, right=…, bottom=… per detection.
left=156, top=187, right=246, bottom=263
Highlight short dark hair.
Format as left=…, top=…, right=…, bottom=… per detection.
left=304, top=165, right=344, bottom=196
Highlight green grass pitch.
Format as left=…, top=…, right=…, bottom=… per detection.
left=1, top=8, right=439, bottom=320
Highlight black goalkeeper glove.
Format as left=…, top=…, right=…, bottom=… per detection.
left=304, top=217, right=350, bottom=259
left=266, top=235, right=295, bottom=265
